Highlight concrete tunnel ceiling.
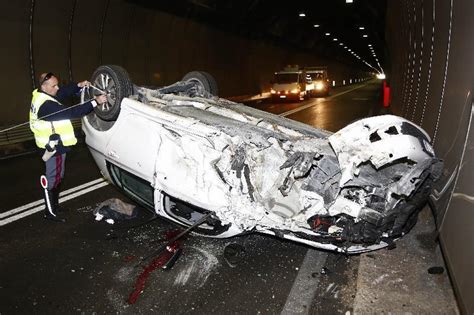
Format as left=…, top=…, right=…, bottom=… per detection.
left=127, top=0, right=387, bottom=73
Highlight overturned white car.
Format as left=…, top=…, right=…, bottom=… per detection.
left=82, top=65, right=442, bottom=254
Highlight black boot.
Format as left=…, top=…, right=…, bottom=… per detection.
left=52, top=186, right=68, bottom=213
left=43, top=189, right=66, bottom=223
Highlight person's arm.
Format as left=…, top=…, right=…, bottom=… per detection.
left=56, top=83, right=81, bottom=101
left=37, top=100, right=95, bottom=121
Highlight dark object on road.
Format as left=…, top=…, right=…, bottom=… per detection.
left=428, top=266, right=445, bottom=274
left=93, top=198, right=138, bottom=223
left=224, top=243, right=246, bottom=266
left=162, top=248, right=183, bottom=270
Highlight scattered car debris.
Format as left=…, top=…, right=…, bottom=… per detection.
left=162, top=247, right=183, bottom=270
left=128, top=230, right=183, bottom=304
left=93, top=198, right=138, bottom=224
left=82, top=65, right=443, bottom=254
left=428, top=266, right=445, bottom=274
left=223, top=243, right=246, bottom=267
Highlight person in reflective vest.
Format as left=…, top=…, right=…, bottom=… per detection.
left=29, top=72, right=107, bottom=222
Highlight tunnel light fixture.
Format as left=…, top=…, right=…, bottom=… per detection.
left=368, top=44, right=372, bottom=47
left=339, top=43, right=344, bottom=46
left=346, top=0, right=353, bottom=3
left=325, top=32, right=331, bottom=36
left=363, top=34, right=368, bottom=38
left=313, top=24, right=320, bottom=28
left=359, top=26, right=365, bottom=30
left=333, top=38, right=338, bottom=41
left=299, top=12, right=306, bottom=17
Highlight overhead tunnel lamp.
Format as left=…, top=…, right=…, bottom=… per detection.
left=376, top=73, right=386, bottom=80
left=299, top=12, right=306, bottom=17
left=314, top=24, right=320, bottom=28
left=346, top=0, right=354, bottom=3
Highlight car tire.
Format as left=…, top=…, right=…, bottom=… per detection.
left=89, top=65, right=133, bottom=121
left=182, top=71, right=218, bottom=96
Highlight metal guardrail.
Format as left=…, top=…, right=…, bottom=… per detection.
left=0, top=119, right=82, bottom=146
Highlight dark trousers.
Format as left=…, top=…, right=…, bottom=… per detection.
left=45, top=153, right=66, bottom=190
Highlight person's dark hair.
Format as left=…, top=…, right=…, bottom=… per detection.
left=39, top=72, right=54, bottom=86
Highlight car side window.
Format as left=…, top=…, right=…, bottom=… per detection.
left=108, top=163, right=154, bottom=209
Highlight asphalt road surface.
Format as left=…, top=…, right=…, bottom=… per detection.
left=0, top=80, right=458, bottom=314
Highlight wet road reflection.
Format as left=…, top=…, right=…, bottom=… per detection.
left=249, top=81, right=382, bottom=132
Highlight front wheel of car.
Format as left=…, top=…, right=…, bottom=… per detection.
left=88, top=65, right=133, bottom=121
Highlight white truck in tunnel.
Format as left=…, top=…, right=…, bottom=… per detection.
left=270, top=67, right=309, bottom=101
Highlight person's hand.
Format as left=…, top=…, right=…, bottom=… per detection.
left=95, top=94, right=108, bottom=105
left=77, top=80, right=91, bottom=88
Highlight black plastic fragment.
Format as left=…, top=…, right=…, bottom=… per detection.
left=224, top=243, right=246, bottom=266
left=162, top=248, right=183, bottom=271
left=428, top=266, right=445, bottom=274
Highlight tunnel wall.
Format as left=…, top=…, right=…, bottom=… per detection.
left=0, top=0, right=369, bottom=126
left=386, top=0, right=474, bottom=313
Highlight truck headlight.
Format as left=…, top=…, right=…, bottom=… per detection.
left=291, top=88, right=300, bottom=94
left=315, top=82, right=324, bottom=90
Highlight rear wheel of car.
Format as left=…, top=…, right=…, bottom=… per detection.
left=181, top=71, right=218, bottom=96
left=89, top=65, right=133, bottom=121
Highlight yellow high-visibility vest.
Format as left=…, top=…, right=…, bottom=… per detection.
left=29, top=89, right=77, bottom=148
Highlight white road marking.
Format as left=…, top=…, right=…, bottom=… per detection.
left=280, top=83, right=370, bottom=117
left=281, top=249, right=328, bottom=314
left=0, top=178, right=105, bottom=219
left=0, top=179, right=108, bottom=226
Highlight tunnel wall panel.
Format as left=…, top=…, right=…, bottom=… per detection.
left=0, top=1, right=33, bottom=124
left=387, top=1, right=474, bottom=313
left=0, top=0, right=370, bottom=128
left=101, top=0, right=133, bottom=68
left=71, top=0, right=106, bottom=83
left=33, top=0, right=72, bottom=85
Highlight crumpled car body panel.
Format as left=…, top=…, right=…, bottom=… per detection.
left=83, top=88, right=442, bottom=254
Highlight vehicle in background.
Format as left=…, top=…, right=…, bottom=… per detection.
left=270, top=67, right=309, bottom=101
left=304, top=66, right=330, bottom=97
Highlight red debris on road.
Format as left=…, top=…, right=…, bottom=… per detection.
left=127, top=230, right=183, bottom=304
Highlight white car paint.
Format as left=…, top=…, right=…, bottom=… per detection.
left=83, top=85, right=441, bottom=254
